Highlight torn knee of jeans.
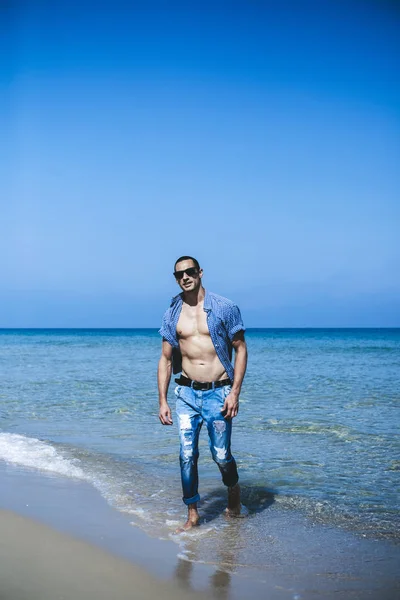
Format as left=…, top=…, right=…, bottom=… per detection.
left=213, top=420, right=226, bottom=434
left=213, top=446, right=228, bottom=461
left=182, top=447, right=193, bottom=459
left=181, top=445, right=194, bottom=459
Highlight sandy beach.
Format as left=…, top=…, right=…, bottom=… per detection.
left=0, top=508, right=209, bottom=600
left=0, top=462, right=399, bottom=600
left=0, top=463, right=273, bottom=599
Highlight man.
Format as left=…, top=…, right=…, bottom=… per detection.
left=158, top=256, right=247, bottom=531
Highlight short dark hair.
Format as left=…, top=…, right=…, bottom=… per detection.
left=174, top=256, right=200, bottom=271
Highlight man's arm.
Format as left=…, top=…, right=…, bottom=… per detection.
left=158, top=339, right=174, bottom=425
left=222, top=330, right=247, bottom=419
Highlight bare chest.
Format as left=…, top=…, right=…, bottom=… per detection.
left=177, top=306, right=209, bottom=339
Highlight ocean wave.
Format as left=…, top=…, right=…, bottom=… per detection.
left=0, top=432, right=85, bottom=479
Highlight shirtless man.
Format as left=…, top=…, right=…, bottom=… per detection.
left=158, top=256, right=247, bottom=531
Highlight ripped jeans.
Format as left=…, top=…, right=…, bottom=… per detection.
left=175, top=383, right=239, bottom=505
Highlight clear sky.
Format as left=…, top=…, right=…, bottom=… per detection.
left=2, top=0, right=399, bottom=327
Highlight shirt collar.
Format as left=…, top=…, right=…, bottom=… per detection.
left=203, top=288, right=211, bottom=312
left=170, top=292, right=183, bottom=308
left=169, top=289, right=211, bottom=311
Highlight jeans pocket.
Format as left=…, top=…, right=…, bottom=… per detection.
left=174, top=385, right=182, bottom=398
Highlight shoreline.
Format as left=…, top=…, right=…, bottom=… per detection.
left=0, top=509, right=211, bottom=600
left=1, top=461, right=399, bottom=599
left=0, top=462, right=273, bottom=599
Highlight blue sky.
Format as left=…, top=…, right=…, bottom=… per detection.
left=2, top=0, right=399, bottom=327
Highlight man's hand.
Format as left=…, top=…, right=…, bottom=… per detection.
left=221, top=392, right=239, bottom=419
left=158, top=340, right=173, bottom=425
left=159, top=402, right=173, bottom=425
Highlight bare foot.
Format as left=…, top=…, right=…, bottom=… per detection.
left=176, top=516, right=200, bottom=533
left=175, top=506, right=200, bottom=533
left=225, top=483, right=243, bottom=517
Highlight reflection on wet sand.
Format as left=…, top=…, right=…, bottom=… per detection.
left=174, top=536, right=233, bottom=600
left=174, top=557, right=193, bottom=592
left=173, top=485, right=275, bottom=597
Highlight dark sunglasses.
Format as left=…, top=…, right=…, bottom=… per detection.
left=173, top=267, right=199, bottom=280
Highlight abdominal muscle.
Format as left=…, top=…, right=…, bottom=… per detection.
left=179, top=335, right=227, bottom=382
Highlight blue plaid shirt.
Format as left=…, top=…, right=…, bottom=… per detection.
left=159, top=289, right=245, bottom=382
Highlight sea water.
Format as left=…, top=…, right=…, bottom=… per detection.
left=0, top=328, right=399, bottom=571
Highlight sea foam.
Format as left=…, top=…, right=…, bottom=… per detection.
left=0, top=432, right=84, bottom=479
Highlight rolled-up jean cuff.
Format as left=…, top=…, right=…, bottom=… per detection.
left=183, top=493, right=200, bottom=506
left=227, top=474, right=239, bottom=487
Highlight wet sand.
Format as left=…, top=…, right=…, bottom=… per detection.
left=0, top=463, right=272, bottom=599
left=0, top=509, right=209, bottom=600
left=0, top=462, right=399, bottom=600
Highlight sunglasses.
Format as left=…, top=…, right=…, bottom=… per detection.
left=173, top=267, right=199, bottom=280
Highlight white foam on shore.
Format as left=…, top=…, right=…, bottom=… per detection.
left=0, top=433, right=85, bottom=479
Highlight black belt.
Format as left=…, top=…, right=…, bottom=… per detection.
left=175, top=375, right=232, bottom=391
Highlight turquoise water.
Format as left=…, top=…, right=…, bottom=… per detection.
left=0, top=329, right=399, bottom=567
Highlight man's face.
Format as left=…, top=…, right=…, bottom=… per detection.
left=174, top=259, right=203, bottom=293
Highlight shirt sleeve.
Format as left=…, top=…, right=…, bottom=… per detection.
left=159, top=309, right=181, bottom=372
left=158, top=310, right=175, bottom=347
left=227, top=304, right=245, bottom=341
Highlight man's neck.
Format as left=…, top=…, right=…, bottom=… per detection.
left=182, top=285, right=205, bottom=307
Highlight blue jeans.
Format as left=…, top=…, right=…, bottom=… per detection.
left=175, top=383, right=239, bottom=505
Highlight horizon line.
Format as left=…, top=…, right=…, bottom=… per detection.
left=0, top=327, right=399, bottom=331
